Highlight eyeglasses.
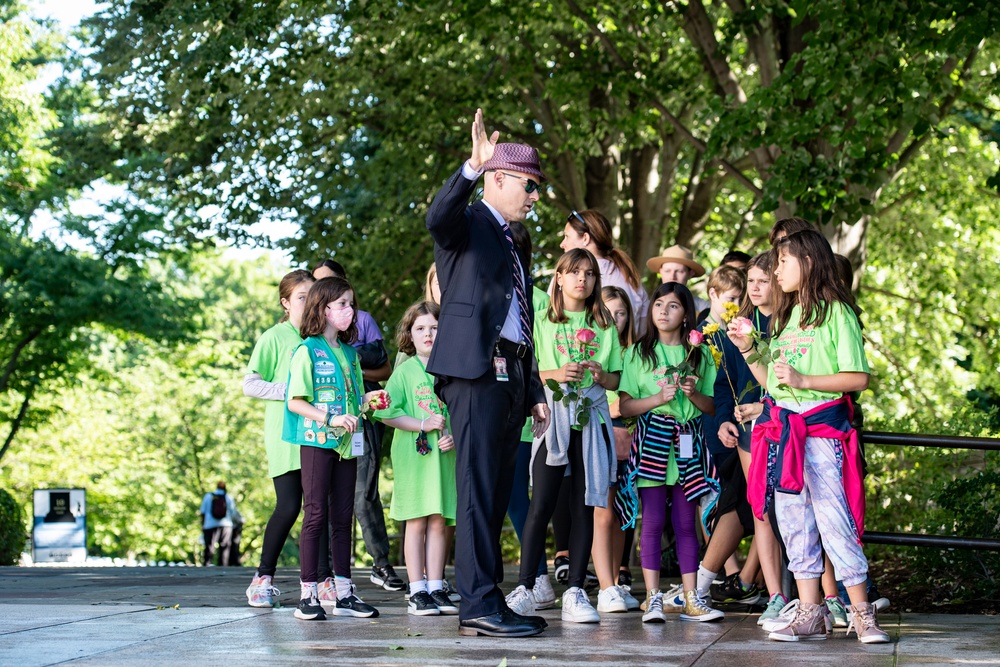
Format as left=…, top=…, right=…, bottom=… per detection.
left=570, top=210, right=588, bottom=228
left=499, top=171, right=542, bottom=194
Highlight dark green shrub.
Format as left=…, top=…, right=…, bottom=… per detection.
left=0, top=489, right=26, bottom=565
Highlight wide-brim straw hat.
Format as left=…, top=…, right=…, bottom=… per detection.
left=481, top=143, right=547, bottom=182
left=645, top=245, right=706, bottom=277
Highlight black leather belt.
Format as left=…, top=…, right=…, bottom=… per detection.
left=497, top=337, right=531, bottom=360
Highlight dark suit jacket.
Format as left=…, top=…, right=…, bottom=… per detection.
left=425, top=167, right=545, bottom=413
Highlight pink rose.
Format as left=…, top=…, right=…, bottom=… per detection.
left=731, top=317, right=755, bottom=336
left=688, top=330, right=705, bottom=346
left=575, top=328, right=597, bottom=344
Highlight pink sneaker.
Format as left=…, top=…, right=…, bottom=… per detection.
left=847, top=602, right=891, bottom=644
left=768, top=602, right=829, bottom=641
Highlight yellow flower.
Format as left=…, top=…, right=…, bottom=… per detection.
left=709, top=344, right=722, bottom=367
left=722, top=302, right=740, bottom=323
left=702, top=322, right=720, bottom=336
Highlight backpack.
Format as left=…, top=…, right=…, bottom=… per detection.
left=210, top=492, right=227, bottom=520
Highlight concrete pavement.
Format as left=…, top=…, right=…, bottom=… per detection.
left=1, top=566, right=997, bottom=666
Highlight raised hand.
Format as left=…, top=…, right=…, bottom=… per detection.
left=469, top=107, right=499, bottom=171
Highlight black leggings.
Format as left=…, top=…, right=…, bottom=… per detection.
left=257, top=471, right=303, bottom=577
left=518, top=431, right=593, bottom=590
left=299, top=447, right=358, bottom=583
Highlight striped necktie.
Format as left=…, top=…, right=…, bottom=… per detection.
left=502, top=222, right=532, bottom=347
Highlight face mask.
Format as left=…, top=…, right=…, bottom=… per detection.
left=327, top=305, right=354, bottom=331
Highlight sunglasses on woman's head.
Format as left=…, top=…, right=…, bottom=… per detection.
left=569, top=210, right=588, bottom=228
left=500, top=171, right=542, bottom=194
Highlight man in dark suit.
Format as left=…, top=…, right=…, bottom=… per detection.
left=426, top=108, right=550, bottom=637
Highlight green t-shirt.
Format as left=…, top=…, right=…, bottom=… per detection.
left=288, top=339, right=363, bottom=457
left=618, top=342, right=716, bottom=423
left=375, top=356, right=456, bottom=521
left=533, top=309, right=622, bottom=389
left=247, top=320, right=302, bottom=478
left=767, top=302, right=869, bottom=404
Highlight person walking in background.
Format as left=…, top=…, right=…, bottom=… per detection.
left=425, top=108, right=550, bottom=637
left=200, top=481, right=237, bottom=566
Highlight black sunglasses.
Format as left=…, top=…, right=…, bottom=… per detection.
left=500, top=171, right=542, bottom=194
left=569, top=210, right=588, bottom=228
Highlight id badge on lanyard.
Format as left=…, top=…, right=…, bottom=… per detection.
left=493, top=345, right=509, bottom=382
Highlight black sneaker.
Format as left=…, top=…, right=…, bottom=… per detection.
left=554, top=556, right=570, bottom=585
left=442, top=578, right=461, bottom=603
left=584, top=570, right=600, bottom=593
left=429, top=589, right=459, bottom=615
left=294, top=594, right=326, bottom=621
left=710, top=573, right=761, bottom=605
left=408, top=590, right=441, bottom=616
left=332, top=583, right=380, bottom=618
left=618, top=569, right=633, bottom=588
left=370, top=564, right=406, bottom=592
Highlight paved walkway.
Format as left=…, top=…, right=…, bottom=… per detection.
left=1, top=566, right=997, bottom=666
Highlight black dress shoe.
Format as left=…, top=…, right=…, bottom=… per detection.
left=509, top=610, right=548, bottom=629
left=459, top=609, right=544, bottom=637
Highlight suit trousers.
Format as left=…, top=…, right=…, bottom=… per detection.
left=438, top=346, right=528, bottom=620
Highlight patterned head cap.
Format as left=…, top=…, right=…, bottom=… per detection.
left=481, top=143, right=547, bottom=182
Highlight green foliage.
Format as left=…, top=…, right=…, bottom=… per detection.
left=0, top=487, right=26, bottom=565
left=865, top=407, right=1000, bottom=607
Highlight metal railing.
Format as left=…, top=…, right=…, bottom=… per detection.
left=863, top=430, right=1000, bottom=551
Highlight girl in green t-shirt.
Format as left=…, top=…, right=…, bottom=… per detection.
left=616, top=282, right=723, bottom=624
left=728, top=228, right=888, bottom=644
left=505, top=249, right=621, bottom=624
left=244, top=270, right=313, bottom=609
left=286, top=277, right=385, bottom=622
left=375, top=300, right=459, bottom=617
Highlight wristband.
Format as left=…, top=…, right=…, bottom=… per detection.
left=325, top=412, right=334, bottom=427
left=419, top=418, right=426, bottom=432
left=738, top=345, right=752, bottom=354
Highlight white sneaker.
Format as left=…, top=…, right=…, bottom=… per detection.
left=532, top=574, right=556, bottom=610
left=561, top=586, right=600, bottom=623
left=619, top=585, right=640, bottom=611
left=762, top=599, right=800, bottom=632
left=505, top=584, right=536, bottom=616
left=663, top=583, right=685, bottom=612
left=596, top=586, right=628, bottom=613
left=642, top=590, right=666, bottom=623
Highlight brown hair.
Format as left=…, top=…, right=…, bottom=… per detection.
left=707, top=265, right=746, bottom=297
left=768, top=217, right=818, bottom=246
left=771, top=230, right=859, bottom=337
left=566, top=209, right=642, bottom=291
left=736, top=252, right=773, bottom=320
left=396, top=300, right=441, bottom=356
left=636, top=282, right=702, bottom=370
left=278, top=270, right=315, bottom=322
left=546, top=249, right=612, bottom=329
left=299, top=277, right=358, bottom=343
left=601, top=286, right=636, bottom=348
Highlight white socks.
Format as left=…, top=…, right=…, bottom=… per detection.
left=696, top=565, right=717, bottom=597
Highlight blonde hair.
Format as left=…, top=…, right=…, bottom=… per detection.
left=424, top=263, right=439, bottom=304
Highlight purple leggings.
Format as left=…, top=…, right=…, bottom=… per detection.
left=639, top=484, right=699, bottom=575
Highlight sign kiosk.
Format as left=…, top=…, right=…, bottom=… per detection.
left=32, top=488, right=87, bottom=563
